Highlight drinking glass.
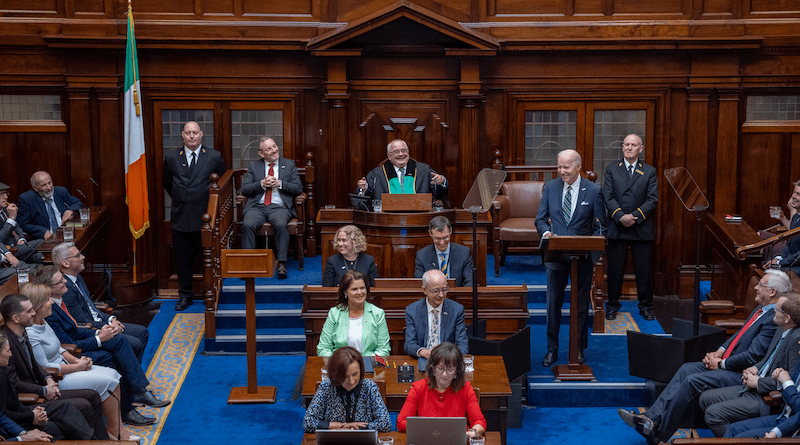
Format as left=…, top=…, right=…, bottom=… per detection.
left=372, top=200, right=382, bottom=213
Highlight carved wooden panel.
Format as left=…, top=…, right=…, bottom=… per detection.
left=134, top=0, right=195, bottom=15
left=574, top=0, right=605, bottom=15
left=203, top=0, right=235, bottom=15
left=494, top=0, right=566, bottom=16
left=702, top=0, right=735, bottom=15
left=242, top=0, right=312, bottom=16
left=73, top=0, right=105, bottom=14
left=739, top=132, right=786, bottom=229
left=0, top=0, right=58, bottom=14
left=614, top=0, right=687, bottom=15
left=750, top=0, right=800, bottom=13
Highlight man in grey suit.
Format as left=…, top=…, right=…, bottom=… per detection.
left=618, top=269, right=787, bottom=445
left=414, top=216, right=473, bottom=288
left=240, top=136, right=303, bottom=279
left=404, top=269, right=468, bottom=359
left=163, top=121, right=227, bottom=311
left=700, top=292, right=800, bottom=436
left=534, top=149, right=605, bottom=367
left=603, top=134, right=659, bottom=321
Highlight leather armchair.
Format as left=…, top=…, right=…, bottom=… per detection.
left=491, top=181, right=545, bottom=276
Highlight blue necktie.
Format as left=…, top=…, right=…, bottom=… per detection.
left=76, top=277, right=101, bottom=322
left=45, top=198, right=58, bottom=233
left=439, top=253, right=448, bottom=278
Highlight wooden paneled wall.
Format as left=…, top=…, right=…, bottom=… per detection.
left=1, top=0, right=799, bottom=297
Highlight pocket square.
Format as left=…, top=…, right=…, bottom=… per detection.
left=581, top=201, right=589, bottom=205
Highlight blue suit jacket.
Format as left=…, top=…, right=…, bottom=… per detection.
left=403, top=298, right=468, bottom=357
left=534, top=176, right=605, bottom=269
left=779, top=214, right=800, bottom=269
left=62, top=275, right=110, bottom=329
left=721, top=306, right=778, bottom=372
left=17, top=187, right=83, bottom=239
left=414, top=243, right=473, bottom=288
left=45, top=301, right=103, bottom=353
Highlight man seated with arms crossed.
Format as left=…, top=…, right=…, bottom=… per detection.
left=17, top=171, right=82, bottom=241
left=240, top=136, right=303, bottom=280
left=699, top=292, right=800, bottom=436
left=404, top=269, right=468, bottom=360
left=618, top=269, right=789, bottom=445
left=32, top=265, right=168, bottom=426
left=766, top=179, right=800, bottom=276
left=0, top=294, right=108, bottom=439
left=356, top=139, right=448, bottom=204
left=415, top=216, right=473, bottom=288
left=52, top=241, right=149, bottom=360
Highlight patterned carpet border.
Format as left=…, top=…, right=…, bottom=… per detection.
left=129, top=313, right=204, bottom=445
left=604, top=312, right=640, bottom=334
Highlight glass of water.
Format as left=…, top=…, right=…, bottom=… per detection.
left=16, top=267, right=29, bottom=284
left=372, top=200, right=382, bottom=213
left=80, top=208, right=91, bottom=224
left=63, top=226, right=74, bottom=242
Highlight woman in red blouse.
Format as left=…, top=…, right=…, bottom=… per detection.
left=397, top=342, right=486, bottom=438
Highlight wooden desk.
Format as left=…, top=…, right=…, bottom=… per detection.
left=316, top=209, right=490, bottom=286
left=302, top=283, right=528, bottom=355
left=705, top=213, right=763, bottom=307
left=301, top=430, right=502, bottom=445
left=36, top=206, right=111, bottom=263
left=302, top=355, right=511, bottom=445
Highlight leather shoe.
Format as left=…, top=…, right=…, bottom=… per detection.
left=605, top=309, right=617, bottom=320
left=577, top=350, right=586, bottom=365
left=175, top=296, right=193, bottom=311
left=122, top=408, right=156, bottom=426
left=640, top=308, right=655, bottom=321
left=277, top=262, right=288, bottom=279
left=542, top=351, right=557, bottom=367
left=133, top=389, right=171, bottom=408
left=618, top=408, right=657, bottom=438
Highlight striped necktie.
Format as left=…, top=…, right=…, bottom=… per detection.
left=439, top=253, right=448, bottom=278
left=562, top=185, right=573, bottom=225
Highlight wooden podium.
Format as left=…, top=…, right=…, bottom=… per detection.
left=222, top=249, right=277, bottom=404
left=381, top=193, right=432, bottom=212
left=543, top=236, right=605, bottom=382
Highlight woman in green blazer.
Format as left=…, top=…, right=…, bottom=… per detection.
left=317, top=270, right=391, bottom=357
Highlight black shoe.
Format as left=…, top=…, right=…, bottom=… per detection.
left=175, top=297, right=193, bottom=311
left=277, top=262, right=288, bottom=279
left=577, top=350, right=586, bottom=365
left=640, top=308, right=655, bottom=321
left=618, top=408, right=657, bottom=438
left=605, top=309, right=617, bottom=320
left=542, top=351, right=557, bottom=367
left=133, top=389, right=171, bottom=408
left=122, top=408, right=156, bottom=426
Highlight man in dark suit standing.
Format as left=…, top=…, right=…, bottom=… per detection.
left=0, top=183, right=43, bottom=284
left=766, top=179, right=800, bottom=276
left=602, top=134, right=659, bottom=321
left=17, top=171, right=83, bottom=240
left=618, top=269, right=787, bottom=445
left=356, top=139, right=448, bottom=204
left=163, top=121, right=226, bottom=311
left=240, top=136, right=303, bottom=279
left=535, top=149, right=605, bottom=367
left=404, top=269, right=468, bottom=359
left=414, top=216, right=473, bottom=288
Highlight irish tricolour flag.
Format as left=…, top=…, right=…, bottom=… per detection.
left=124, top=2, right=149, bottom=239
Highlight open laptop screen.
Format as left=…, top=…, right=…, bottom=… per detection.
left=314, top=429, right=377, bottom=445
left=406, top=416, right=467, bottom=445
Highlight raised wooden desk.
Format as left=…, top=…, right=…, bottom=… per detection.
left=37, top=205, right=111, bottom=263
left=301, top=430, right=502, bottom=445
left=705, top=213, right=763, bottom=307
left=302, top=282, right=528, bottom=356
left=302, top=355, right=511, bottom=445
left=316, top=208, right=490, bottom=286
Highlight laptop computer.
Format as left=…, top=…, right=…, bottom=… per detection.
left=406, top=417, right=467, bottom=445
left=314, top=429, right=377, bottom=445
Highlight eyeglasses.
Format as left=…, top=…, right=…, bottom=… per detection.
left=389, top=148, right=409, bottom=156
left=49, top=278, right=66, bottom=287
left=432, top=235, right=450, bottom=242
left=65, top=250, right=83, bottom=260
left=434, top=366, right=457, bottom=375
left=426, top=287, right=449, bottom=295
left=776, top=307, right=787, bottom=315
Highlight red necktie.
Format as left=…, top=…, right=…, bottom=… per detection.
left=722, top=308, right=763, bottom=359
left=60, top=300, right=78, bottom=327
left=263, top=163, right=275, bottom=205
